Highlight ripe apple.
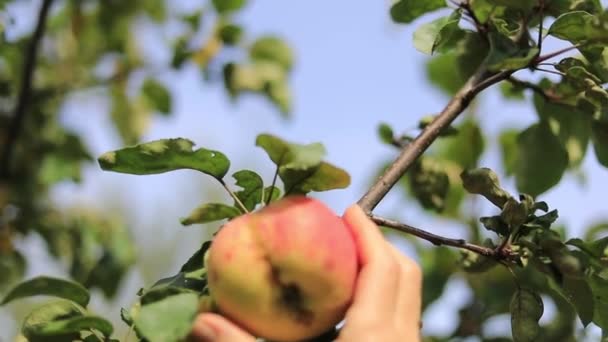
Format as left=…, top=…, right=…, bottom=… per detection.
left=206, top=196, right=359, bottom=341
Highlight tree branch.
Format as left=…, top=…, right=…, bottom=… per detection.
left=357, top=69, right=512, bottom=212
left=534, top=44, right=581, bottom=64
left=0, top=0, right=55, bottom=178
left=507, top=76, right=561, bottom=101
left=369, top=214, right=510, bottom=259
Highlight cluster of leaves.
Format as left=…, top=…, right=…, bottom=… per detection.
left=0, top=0, right=293, bottom=300
left=97, top=133, right=348, bottom=341
left=3, top=0, right=608, bottom=341
left=376, top=0, right=608, bottom=341
left=4, top=131, right=350, bottom=341
left=1, top=277, right=115, bottom=341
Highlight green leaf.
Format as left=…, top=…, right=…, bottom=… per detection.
left=588, top=274, right=608, bottom=329
left=141, top=285, right=197, bottom=305
left=110, top=84, right=149, bottom=145
left=549, top=11, right=608, bottom=43
left=486, top=0, right=535, bottom=12
left=255, top=134, right=326, bottom=170
left=33, top=316, right=114, bottom=338
left=515, top=122, right=569, bottom=196
left=98, top=138, right=230, bottom=179
left=533, top=93, right=590, bottom=167
left=180, top=241, right=212, bottom=273
left=233, top=170, right=264, bottom=211
left=250, top=36, right=294, bottom=71
left=281, top=162, right=351, bottom=195
left=567, top=237, right=608, bottom=258
left=500, top=197, right=529, bottom=228
left=135, top=292, right=199, bottom=342
left=142, top=78, right=172, bottom=115
left=0, top=250, right=25, bottom=293
left=436, top=118, right=485, bottom=169
left=460, top=168, right=511, bottom=208
left=500, top=81, right=526, bottom=100
left=22, top=300, right=86, bottom=340
left=510, top=289, right=543, bottom=342
left=378, top=122, right=395, bottom=145
left=591, top=120, right=608, bottom=167
left=211, top=0, right=246, bottom=14
left=426, top=53, right=464, bottom=95
left=263, top=185, right=281, bottom=203
left=390, top=0, right=446, bottom=24
left=256, top=134, right=349, bottom=194
left=2, top=276, right=90, bottom=307
left=264, top=78, right=292, bottom=116
left=408, top=157, right=450, bottom=212
left=420, top=247, right=457, bottom=309
left=480, top=216, right=510, bottom=236
left=499, top=128, right=519, bottom=175
left=180, top=203, right=241, bottom=226
left=563, top=276, right=595, bottom=326
left=585, top=222, right=608, bottom=241
left=413, top=11, right=462, bottom=55
left=218, top=22, right=243, bottom=45
left=486, top=32, right=539, bottom=71
left=546, top=0, right=602, bottom=18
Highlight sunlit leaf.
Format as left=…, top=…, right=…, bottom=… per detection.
left=2, top=276, right=90, bottom=307
left=549, top=11, right=608, bottom=43
left=135, top=292, right=199, bottom=342
left=233, top=170, right=264, bottom=211
left=250, top=36, right=294, bottom=71
left=413, top=10, right=462, bottom=55
left=390, top=0, right=446, bottom=24
left=98, top=138, right=230, bottom=179
left=180, top=203, right=241, bottom=226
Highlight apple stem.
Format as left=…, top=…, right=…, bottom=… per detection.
left=219, top=179, right=249, bottom=213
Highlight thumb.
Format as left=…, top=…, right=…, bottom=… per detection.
left=190, top=313, right=256, bottom=342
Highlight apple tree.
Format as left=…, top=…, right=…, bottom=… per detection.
left=1, top=0, right=608, bottom=341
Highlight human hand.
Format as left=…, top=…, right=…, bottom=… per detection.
left=189, top=204, right=422, bottom=342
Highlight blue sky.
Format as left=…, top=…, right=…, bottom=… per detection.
left=1, top=0, right=607, bottom=340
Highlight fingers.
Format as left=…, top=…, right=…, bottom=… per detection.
left=342, top=205, right=401, bottom=321
left=189, top=313, right=255, bottom=342
left=342, top=204, right=422, bottom=337
left=343, top=204, right=390, bottom=265
left=387, top=243, right=422, bottom=330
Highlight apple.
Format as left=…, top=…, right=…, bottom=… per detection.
left=206, top=196, right=359, bottom=341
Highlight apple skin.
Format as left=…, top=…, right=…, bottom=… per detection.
left=206, top=196, right=359, bottom=341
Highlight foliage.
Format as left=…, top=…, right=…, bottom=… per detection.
left=1, top=0, right=608, bottom=341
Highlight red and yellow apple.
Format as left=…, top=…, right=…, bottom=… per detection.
left=206, top=196, right=359, bottom=341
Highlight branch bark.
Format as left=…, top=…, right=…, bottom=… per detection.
left=370, top=214, right=501, bottom=258
left=0, top=0, right=55, bottom=178
left=357, top=69, right=512, bottom=212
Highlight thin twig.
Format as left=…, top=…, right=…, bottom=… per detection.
left=534, top=67, right=566, bottom=77
left=0, top=0, right=55, bottom=178
left=357, top=69, right=512, bottom=212
left=507, top=76, right=560, bottom=101
left=219, top=179, right=249, bottom=213
left=370, top=214, right=504, bottom=259
left=266, top=163, right=280, bottom=205
left=537, top=0, right=545, bottom=53
left=534, top=44, right=581, bottom=64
